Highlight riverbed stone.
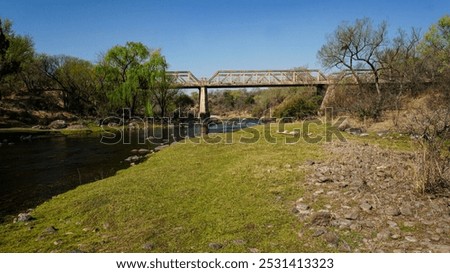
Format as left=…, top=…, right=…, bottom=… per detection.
left=154, top=145, right=169, bottom=152
left=385, top=207, right=401, bottom=216
left=16, top=213, right=32, bottom=222
left=208, top=242, right=223, bottom=250
left=311, top=211, right=333, bottom=226
left=48, top=120, right=67, bottom=129
left=138, top=148, right=150, bottom=155
left=344, top=209, right=359, bottom=220
left=142, top=242, right=155, bottom=250
left=323, top=232, right=339, bottom=247
left=43, top=226, right=58, bottom=235
left=359, top=201, right=373, bottom=212
left=405, top=236, right=417, bottom=243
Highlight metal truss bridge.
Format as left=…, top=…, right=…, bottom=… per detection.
left=167, top=69, right=328, bottom=89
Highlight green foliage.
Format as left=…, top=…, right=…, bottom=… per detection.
left=273, top=93, right=321, bottom=119
left=419, top=15, right=450, bottom=77
left=0, top=18, right=35, bottom=98
left=147, top=50, right=178, bottom=117
left=98, top=42, right=152, bottom=115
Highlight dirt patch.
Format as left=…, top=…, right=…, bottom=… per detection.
left=295, top=141, right=450, bottom=252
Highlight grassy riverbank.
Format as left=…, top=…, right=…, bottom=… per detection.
left=0, top=123, right=332, bottom=252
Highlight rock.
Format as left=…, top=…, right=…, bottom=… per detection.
left=346, top=127, right=364, bottom=135
left=359, top=201, right=373, bottom=212
left=312, top=229, right=326, bottom=237
left=248, top=248, right=260, bottom=253
left=400, top=206, right=413, bottom=216
left=154, top=145, right=169, bottom=152
left=142, top=242, right=155, bottom=250
left=391, top=234, right=401, bottom=240
left=339, top=240, right=352, bottom=252
left=311, top=212, right=333, bottom=226
left=305, top=160, right=315, bottom=165
left=405, top=236, right=417, bottom=243
left=16, top=213, right=32, bottom=222
left=295, top=203, right=310, bottom=211
left=376, top=230, right=391, bottom=241
left=43, top=226, right=58, bottom=235
left=209, top=243, right=223, bottom=250
left=350, top=223, right=362, bottom=231
left=430, top=235, right=440, bottom=242
left=344, top=209, right=359, bottom=220
left=338, top=120, right=351, bottom=131
left=385, top=207, right=401, bottom=216
left=232, top=239, right=246, bottom=246
left=318, top=176, right=333, bottom=183
left=124, top=155, right=140, bottom=162
left=131, top=149, right=139, bottom=154
left=20, top=135, right=32, bottom=142
left=313, top=189, right=324, bottom=196
left=387, top=221, right=398, bottom=228
left=48, top=120, right=67, bottom=129
left=332, top=219, right=352, bottom=229
left=360, top=133, right=369, bottom=137
left=138, top=148, right=150, bottom=155
left=53, top=240, right=63, bottom=246
left=323, top=232, right=339, bottom=246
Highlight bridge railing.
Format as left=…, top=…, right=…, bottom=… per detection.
left=167, top=71, right=201, bottom=87
left=208, top=70, right=328, bottom=87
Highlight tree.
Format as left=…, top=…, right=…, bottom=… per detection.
left=39, top=54, right=97, bottom=114
left=317, top=18, right=387, bottom=118
left=419, top=15, right=450, bottom=83
left=96, top=42, right=151, bottom=116
left=174, top=93, right=195, bottom=112
left=147, top=50, right=178, bottom=117
left=0, top=18, right=34, bottom=99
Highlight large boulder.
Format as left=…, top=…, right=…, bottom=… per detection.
left=48, top=120, right=67, bottom=129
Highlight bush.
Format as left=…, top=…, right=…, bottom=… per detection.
left=401, top=91, right=450, bottom=193
left=273, top=94, right=321, bottom=119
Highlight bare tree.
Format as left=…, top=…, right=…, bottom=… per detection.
left=318, top=18, right=387, bottom=118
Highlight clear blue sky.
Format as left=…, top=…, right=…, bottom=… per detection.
left=1, top=0, right=448, bottom=77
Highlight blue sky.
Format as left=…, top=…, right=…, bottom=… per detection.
left=1, top=0, right=449, bottom=77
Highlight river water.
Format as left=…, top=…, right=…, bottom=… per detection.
left=0, top=119, right=259, bottom=221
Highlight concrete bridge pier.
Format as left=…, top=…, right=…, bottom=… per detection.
left=198, top=86, right=210, bottom=135
left=198, top=86, right=210, bottom=119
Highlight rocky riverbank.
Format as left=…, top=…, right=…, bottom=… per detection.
left=295, top=141, right=450, bottom=252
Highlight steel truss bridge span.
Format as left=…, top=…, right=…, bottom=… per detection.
left=167, top=69, right=329, bottom=89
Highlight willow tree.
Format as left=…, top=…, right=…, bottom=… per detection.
left=97, top=42, right=176, bottom=117
left=97, top=41, right=151, bottom=116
